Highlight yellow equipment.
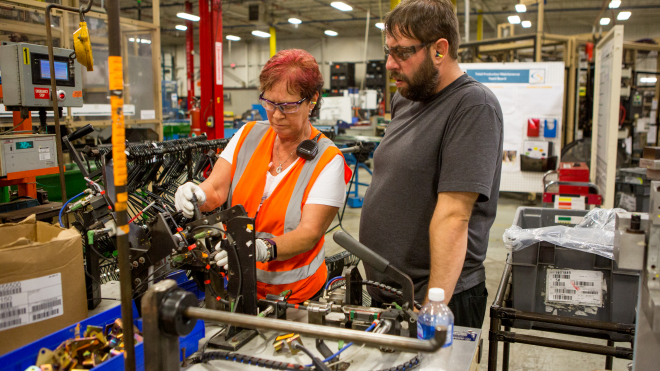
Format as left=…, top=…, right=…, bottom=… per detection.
left=74, top=21, right=93, bottom=71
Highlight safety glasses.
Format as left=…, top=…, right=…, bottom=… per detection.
left=384, top=41, right=432, bottom=62
left=259, top=92, right=307, bottom=114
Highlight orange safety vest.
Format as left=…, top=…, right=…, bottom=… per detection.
left=229, top=121, right=350, bottom=303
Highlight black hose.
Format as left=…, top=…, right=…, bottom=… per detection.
left=190, top=350, right=312, bottom=370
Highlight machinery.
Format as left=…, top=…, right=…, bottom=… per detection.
left=0, top=134, right=58, bottom=176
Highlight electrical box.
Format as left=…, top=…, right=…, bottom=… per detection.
left=0, top=42, right=83, bottom=111
left=0, top=135, right=58, bottom=177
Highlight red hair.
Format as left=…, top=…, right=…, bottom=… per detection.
left=259, top=49, right=324, bottom=114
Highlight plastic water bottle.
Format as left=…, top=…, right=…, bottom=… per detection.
left=417, top=288, right=454, bottom=370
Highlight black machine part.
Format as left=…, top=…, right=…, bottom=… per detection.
left=333, top=231, right=415, bottom=308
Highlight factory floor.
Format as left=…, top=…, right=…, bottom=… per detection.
left=324, top=166, right=630, bottom=371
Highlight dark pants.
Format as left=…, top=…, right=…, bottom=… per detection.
left=447, top=281, right=488, bottom=329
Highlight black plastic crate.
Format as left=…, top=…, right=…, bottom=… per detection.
left=509, top=207, right=639, bottom=339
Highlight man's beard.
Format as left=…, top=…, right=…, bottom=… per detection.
left=391, top=52, right=440, bottom=102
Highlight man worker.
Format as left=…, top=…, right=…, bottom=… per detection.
left=359, top=0, right=503, bottom=328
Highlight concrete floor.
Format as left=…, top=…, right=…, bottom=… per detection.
left=324, top=166, right=631, bottom=371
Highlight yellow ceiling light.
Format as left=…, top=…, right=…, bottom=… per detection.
left=73, top=21, right=94, bottom=71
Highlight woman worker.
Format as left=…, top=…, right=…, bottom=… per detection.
left=175, top=49, right=350, bottom=303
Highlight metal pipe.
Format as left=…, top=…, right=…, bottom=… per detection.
left=493, top=261, right=512, bottom=307
left=502, top=326, right=510, bottom=371
left=460, top=35, right=536, bottom=49
left=495, top=307, right=636, bottom=335
left=44, top=1, right=93, bottom=202
left=360, top=8, right=370, bottom=91
left=496, top=331, right=633, bottom=359
left=184, top=307, right=447, bottom=353
left=464, top=0, right=469, bottom=43
left=105, top=0, right=135, bottom=371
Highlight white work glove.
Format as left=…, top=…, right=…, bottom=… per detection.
left=174, top=182, right=206, bottom=218
left=255, top=238, right=271, bottom=263
left=214, top=242, right=228, bottom=270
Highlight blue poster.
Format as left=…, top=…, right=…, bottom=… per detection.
left=466, top=69, right=530, bottom=83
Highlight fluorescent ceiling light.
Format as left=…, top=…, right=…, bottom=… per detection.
left=175, top=25, right=187, bottom=31
left=617, top=11, right=631, bottom=20
left=375, top=22, right=384, bottom=30
left=324, top=30, right=338, bottom=36
left=515, top=4, right=526, bottom=12
left=600, top=17, right=611, bottom=25
left=288, top=18, right=302, bottom=24
left=252, top=30, right=271, bottom=38
left=521, top=20, right=532, bottom=28
left=609, top=0, right=621, bottom=9
left=641, top=77, right=657, bottom=83
left=330, top=2, right=353, bottom=11
left=129, top=38, right=135, bottom=42
left=177, top=12, right=200, bottom=21
left=226, top=35, right=241, bottom=41
left=508, top=15, right=521, bottom=24
left=141, top=39, right=151, bottom=44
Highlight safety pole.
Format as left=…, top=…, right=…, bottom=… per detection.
left=270, top=26, right=277, bottom=57
left=106, top=1, right=135, bottom=370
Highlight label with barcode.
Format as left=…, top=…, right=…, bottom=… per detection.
left=546, top=269, right=603, bottom=306
left=0, top=273, right=63, bottom=332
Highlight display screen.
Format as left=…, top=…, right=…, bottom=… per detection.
left=16, top=141, right=34, bottom=150
left=40, top=60, right=68, bottom=80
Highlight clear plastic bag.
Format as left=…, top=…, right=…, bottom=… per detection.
left=503, top=208, right=626, bottom=260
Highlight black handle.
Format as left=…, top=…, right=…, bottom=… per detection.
left=67, top=124, right=95, bottom=142
left=333, top=231, right=389, bottom=273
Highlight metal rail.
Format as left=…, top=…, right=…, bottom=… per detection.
left=183, top=307, right=447, bottom=353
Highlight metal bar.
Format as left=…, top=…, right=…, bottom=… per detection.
left=496, top=331, right=633, bottom=359
left=502, top=326, right=510, bottom=371
left=106, top=0, right=135, bottom=370
left=488, top=310, right=500, bottom=371
left=185, top=0, right=194, bottom=113
left=605, top=340, right=614, bottom=370
left=495, top=307, right=635, bottom=335
left=213, top=0, right=224, bottom=139
left=184, top=307, right=447, bottom=353
left=459, top=35, right=536, bottom=49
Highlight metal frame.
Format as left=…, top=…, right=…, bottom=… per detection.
left=487, top=261, right=635, bottom=371
left=0, top=0, right=163, bottom=140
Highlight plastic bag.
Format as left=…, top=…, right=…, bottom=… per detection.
left=503, top=208, right=626, bottom=260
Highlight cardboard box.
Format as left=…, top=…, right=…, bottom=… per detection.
left=0, top=215, right=87, bottom=355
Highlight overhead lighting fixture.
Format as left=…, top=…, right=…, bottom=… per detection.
left=288, top=18, right=302, bottom=24
left=515, top=4, right=526, bottom=12
left=617, top=11, right=631, bottom=20
left=324, top=30, right=338, bottom=36
left=330, top=2, right=353, bottom=11
left=609, top=0, right=621, bottom=9
left=375, top=22, right=384, bottom=30
left=129, top=38, right=135, bottom=42
left=226, top=35, right=241, bottom=41
left=600, top=17, right=611, bottom=25
left=252, top=30, right=271, bottom=38
left=641, top=77, right=657, bottom=83
left=521, top=20, right=532, bottom=28
left=175, top=25, right=187, bottom=31
left=141, top=39, right=151, bottom=44
left=508, top=15, right=521, bottom=24
left=177, top=12, right=200, bottom=21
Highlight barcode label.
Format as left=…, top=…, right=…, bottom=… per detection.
left=32, top=298, right=62, bottom=313
left=0, top=318, right=21, bottom=329
left=0, top=273, right=63, bottom=332
left=546, top=269, right=603, bottom=307
left=32, top=308, right=59, bottom=321
left=0, top=308, right=26, bottom=319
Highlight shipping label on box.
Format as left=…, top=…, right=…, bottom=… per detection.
left=546, top=269, right=603, bottom=307
left=0, top=273, right=64, bottom=332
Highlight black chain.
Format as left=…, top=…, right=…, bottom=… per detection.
left=191, top=350, right=312, bottom=370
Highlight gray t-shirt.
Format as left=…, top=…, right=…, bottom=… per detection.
left=359, top=74, right=503, bottom=304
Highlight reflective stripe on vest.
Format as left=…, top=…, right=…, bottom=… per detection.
left=227, top=121, right=270, bottom=206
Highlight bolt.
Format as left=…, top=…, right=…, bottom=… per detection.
left=203, top=220, right=209, bottom=225
left=231, top=337, right=238, bottom=342
left=138, top=257, right=145, bottom=264
left=132, top=261, right=138, bottom=268
left=134, top=278, right=141, bottom=285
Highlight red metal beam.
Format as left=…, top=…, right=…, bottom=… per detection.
left=212, top=0, right=224, bottom=139
left=199, top=0, right=213, bottom=138
left=185, top=0, right=194, bottom=112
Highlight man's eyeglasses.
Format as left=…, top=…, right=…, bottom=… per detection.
left=259, top=92, right=307, bottom=114
left=384, top=41, right=432, bottom=62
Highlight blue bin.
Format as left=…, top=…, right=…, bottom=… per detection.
left=1, top=301, right=205, bottom=371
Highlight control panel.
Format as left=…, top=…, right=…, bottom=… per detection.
left=0, top=42, right=83, bottom=110
left=0, top=135, right=58, bottom=176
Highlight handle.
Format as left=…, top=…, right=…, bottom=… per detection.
left=333, top=231, right=389, bottom=273
left=67, top=124, right=95, bottom=142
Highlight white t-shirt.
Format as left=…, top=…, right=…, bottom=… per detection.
left=220, top=125, right=347, bottom=208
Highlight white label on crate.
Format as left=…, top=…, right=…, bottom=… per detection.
left=141, top=110, right=156, bottom=120
left=546, top=269, right=603, bottom=307
left=0, top=273, right=63, bottom=332
left=38, top=147, right=49, bottom=153
left=39, top=153, right=51, bottom=161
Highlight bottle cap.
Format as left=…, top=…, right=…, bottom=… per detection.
left=428, top=288, right=444, bottom=302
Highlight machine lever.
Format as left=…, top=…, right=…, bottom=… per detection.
left=333, top=231, right=389, bottom=273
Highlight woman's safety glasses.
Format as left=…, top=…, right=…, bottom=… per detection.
left=259, top=92, right=307, bottom=114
